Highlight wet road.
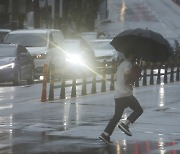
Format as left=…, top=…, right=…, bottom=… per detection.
left=0, top=81, right=180, bottom=153
left=97, top=0, right=180, bottom=38
left=1, top=0, right=180, bottom=153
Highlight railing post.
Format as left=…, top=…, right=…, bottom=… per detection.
left=81, top=71, right=87, bottom=96
left=170, top=62, right=174, bottom=82
left=149, top=63, right=154, bottom=85
left=91, top=72, right=97, bottom=94
left=142, top=62, right=147, bottom=86
left=71, top=71, right=76, bottom=98
left=60, top=68, right=66, bottom=99
left=164, top=63, right=168, bottom=84
left=156, top=63, right=161, bottom=84
left=101, top=60, right=106, bottom=92
left=48, top=63, right=54, bottom=101
left=110, top=59, right=115, bottom=91
left=176, top=60, right=179, bottom=81
left=41, top=64, right=47, bottom=102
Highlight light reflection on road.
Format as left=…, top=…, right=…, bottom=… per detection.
left=120, top=0, right=126, bottom=23
left=0, top=104, right=13, bottom=110
left=158, top=137, right=166, bottom=154
left=0, top=86, right=14, bottom=153
left=63, top=102, right=70, bottom=130
left=63, top=99, right=82, bottom=130
left=158, top=84, right=165, bottom=108
left=99, top=138, right=179, bottom=154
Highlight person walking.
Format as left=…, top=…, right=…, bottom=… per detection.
left=99, top=51, right=143, bottom=144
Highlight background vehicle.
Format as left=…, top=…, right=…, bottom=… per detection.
left=4, top=29, right=64, bottom=79
left=166, top=38, right=180, bottom=60
left=52, top=39, right=96, bottom=78
left=87, top=39, right=124, bottom=62
left=87, top=39, right=124, bottom=72
left=0, top=29, right=11, bottom=43
left=80, top=32, right=98, bottom=41
left=0, top=44, right=34, bottom=85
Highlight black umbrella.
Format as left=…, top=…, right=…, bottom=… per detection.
left=110, top=28, right=172, bottom=62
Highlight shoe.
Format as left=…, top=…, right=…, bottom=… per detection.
left=99, top=133, right=112, bottom=144
left=118, top=123, right=132, bottom=136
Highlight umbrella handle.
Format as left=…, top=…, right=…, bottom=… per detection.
left=135, top=58, right=142, bottom=67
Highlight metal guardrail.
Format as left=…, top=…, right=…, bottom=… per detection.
left=41, top=60, right=180, bottom=102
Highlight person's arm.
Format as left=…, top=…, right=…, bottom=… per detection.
left=124, top=64, right=141, bottom=84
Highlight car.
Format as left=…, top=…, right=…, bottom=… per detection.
left=87, top=39, right=124, bottom=63
left=0, top=29, right=11, bottom=43
left=80, top=32, right=98, bottom=41
left=3, top=29, right=65, bottom=79
left=166, top=38, right=180, bottom=60
left=52, top=39, right=96, bottom=77
left=0, top=44, right=35, bottom=85
left=86, top=39, right=125, bottom=73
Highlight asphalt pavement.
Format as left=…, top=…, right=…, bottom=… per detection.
left=0, top=81, right=180, bottom=154
left=97, top=0, right=180, bottom=38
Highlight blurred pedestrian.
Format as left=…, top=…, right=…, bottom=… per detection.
left=99, top=51, right=143, bottom=144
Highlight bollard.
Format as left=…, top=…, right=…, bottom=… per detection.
left=134, top=62, right=141, bottom=87
left=101, top=60, right=106, bottom=92
left=110, top=59, right=115, bottom=91
left=149, top=63, right=154, bottom=85
left=156, top=63, right=161, bottom=84
left=91, top=72, right=97, bottom=94
left=134, top=62, right=140, bottom=87
left=164, top=63, right=168, bottom=84
left=71, top=71, right=76, bottom=98
left=142, top=62, right=147, bottom=86
left=81, top=71, right=87, bottom=95
left=60, top=69, right=66, bottom=99
left=170, top=62, right=174, bottom=82
left=176, top=60, right=179, bottom=81
left=48, top=64, right=54, bottom=101
left=41, top=64, right=48, bottom=102
left=176, top=67, right=179, bottom=81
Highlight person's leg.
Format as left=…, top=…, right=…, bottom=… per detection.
left=103, top=98, right=126, bottom=136
left=118, top=95, right=143, bottom=136
left=126, top=95, right=143, bottom=123
left=99, top=98, right=126, bottom=143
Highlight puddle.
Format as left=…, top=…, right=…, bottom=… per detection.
left=0, top=129, right=179, bottom=154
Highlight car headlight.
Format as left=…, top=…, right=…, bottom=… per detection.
left=0, top=63, right=15, bottom=69
left=36, top=53, right=47, bottom=59
left=66, top=54, right=83, bottom=65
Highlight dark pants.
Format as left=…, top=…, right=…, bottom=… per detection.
left=104, top=95, right=143, bottom=136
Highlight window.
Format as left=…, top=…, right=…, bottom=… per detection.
left=5, top=33, right=48, bottom=47
left=52, top=31, right=64, bottom=47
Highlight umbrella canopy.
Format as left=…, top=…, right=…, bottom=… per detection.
left=110, top=28, right=172, bottom=63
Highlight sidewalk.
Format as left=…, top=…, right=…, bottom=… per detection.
left=0, top=82, right=180, bottom=153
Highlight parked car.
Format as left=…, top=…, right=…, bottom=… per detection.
left=4, top=29, right=65, bottom=79
left=53, top=39, right=96, bottom=77
left=0, top=44, right=34, bottom=85
left=166, top=38, right=180, bottom=60
left=0, top=29, right=11, bottom=43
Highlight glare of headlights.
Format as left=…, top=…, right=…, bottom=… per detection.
left=36, top=53, right=47, bottom=59
left=66, top=54, right=83, bottom=65
left=39, top=76, right=44, bottom=80
left=0, top=63, right=15, bottom=69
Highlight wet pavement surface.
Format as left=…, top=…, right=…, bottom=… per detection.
left=0, top=81, right=180, bottom=153
left=97, top=0, right=180, bottom=38
left=1, top=0, right=180, bottom=153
